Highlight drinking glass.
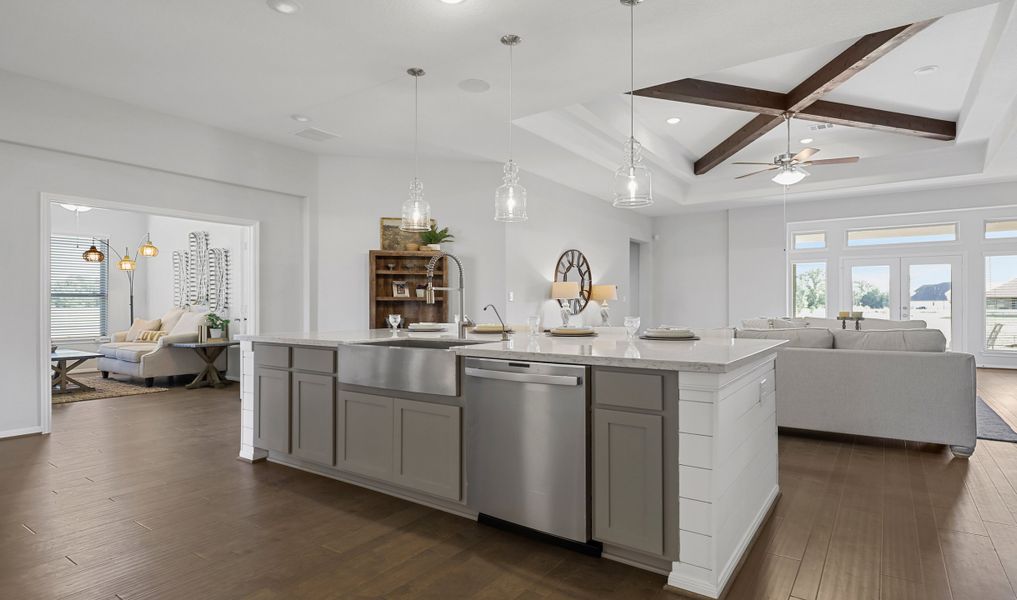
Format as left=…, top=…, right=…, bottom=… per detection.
left=387, top=314, right=402, bottom=332
left=624, top=316, right=641, bottom=340
left=527, top=315, right=541, bottom=336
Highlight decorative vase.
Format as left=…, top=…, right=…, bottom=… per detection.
left=209, top=328, right=224, bottom=338
left=427, top=243, right=441, bottom=251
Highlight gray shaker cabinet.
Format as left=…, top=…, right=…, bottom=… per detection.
left=336, top=390, right=395, bottom=480
left=253, top=366, right=291, bottom=453
left=393, top=399, right=461, bottom=501
left=291, top=372, right=336, bottom=466
left=593, top=407, right=664, bottom=556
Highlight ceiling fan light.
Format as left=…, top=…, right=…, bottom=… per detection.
left=772, top=165, right=809, bottom=186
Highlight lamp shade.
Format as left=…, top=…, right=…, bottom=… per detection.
left=118, top=249, right=136, bottom=272
left=591, top=284, right=618, bottom=302
left=82, top=245, right=105, bottom=263
left=139, top=237, right=159, bottom=257
left=551, top=281, right=581, bottom=300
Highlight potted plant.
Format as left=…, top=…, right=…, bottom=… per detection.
left=419, top=224, right=454, bottom=251
left=206, top=313, right=231, bottom=339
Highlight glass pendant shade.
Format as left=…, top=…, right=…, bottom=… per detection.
left=495, top=160, right=528, bottom=222
left=772, top=164, right=809, bottom=186
left=139, top=236, right=159, bottom=257
left=118, top=248, right=137, bottom=272
left=82, top=245, right=105, bottom=263
left=400, top=177, right=431, bottom=232
left=613, top=138, right=653, bottom=208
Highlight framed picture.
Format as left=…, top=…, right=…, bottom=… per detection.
left=379, top=217, right=437, bottom=251
left=392, top=280, right=410, bottom=298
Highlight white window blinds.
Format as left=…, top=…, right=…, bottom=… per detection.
left=51, top=235, right=108, bottom=340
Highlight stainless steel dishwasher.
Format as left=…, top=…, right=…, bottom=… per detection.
left=464, top=357, right=595, bottom=551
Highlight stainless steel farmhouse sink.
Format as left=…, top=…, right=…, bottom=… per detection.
left=338, top=337, right=489, bottom=396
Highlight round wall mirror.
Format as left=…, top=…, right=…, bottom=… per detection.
left=554, top=249, right=592, bottom=314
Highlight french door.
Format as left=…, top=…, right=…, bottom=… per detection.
left=841, top=255, right=962, bottom=349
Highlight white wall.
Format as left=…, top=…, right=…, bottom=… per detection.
left=0, top=72, right=315, bottom=438
left=653, top=211, right=729, bottom=328
left=316, top=156, right=654, bottom=330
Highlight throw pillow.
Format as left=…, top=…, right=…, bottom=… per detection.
left=137, top=330, right=168, bottom=342
left=126, top=318, right=162, bottom=342
left=169, top=310, right=208, bottom=337
left=159, top=307, right=187, bottom=333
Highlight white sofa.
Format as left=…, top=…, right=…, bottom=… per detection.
left=742, top=316, right=928, bottom=330
left=97, top=307, right=226, bottom=386
left=735, top=327, right=977, bottom=458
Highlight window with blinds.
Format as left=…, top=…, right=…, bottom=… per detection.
left=51, top=235, right=109, bottom=340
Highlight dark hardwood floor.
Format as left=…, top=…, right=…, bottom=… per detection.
left=2, top=370, right=1017, bottom=599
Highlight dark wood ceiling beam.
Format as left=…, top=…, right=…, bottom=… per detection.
left=785, top=19, right=939, bottom=111
left=694, top=114, right=785, bottom=175
left=799, top=100, right=956, bottom=140
left=632, top=79, right=786, bottom=116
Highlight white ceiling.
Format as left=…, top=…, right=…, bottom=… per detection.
left=0, top=0, right=1014, bottom=214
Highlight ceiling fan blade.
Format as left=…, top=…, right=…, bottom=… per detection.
left=792, top=147, right=820, bottom=162
left=802, top=156, right=860, bottom=166
left=731, top=161, right=775, bottom=165
left=735, top=166, right=778, bottom=180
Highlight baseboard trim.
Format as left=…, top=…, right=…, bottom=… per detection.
left=0, top=426, right=44, bottom=440
left=666, top=484, right=781, bottom=599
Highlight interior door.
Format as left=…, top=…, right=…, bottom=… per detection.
left=842, top=259, right=901, bottom=321
left=901, top=256, right=961, bottom=349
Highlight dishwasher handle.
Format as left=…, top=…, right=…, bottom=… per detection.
left=465, top=367, right=581, bottom=387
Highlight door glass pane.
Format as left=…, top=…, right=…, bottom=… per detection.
left=851, top=265, right=891, bottom=319
left=908, top=263, right=952, bottom=348
left=986, top=255, right=1017, bottom=352
left=792, top=262, right=827, bottom=317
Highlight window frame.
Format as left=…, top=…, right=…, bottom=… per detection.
left=844, top=222, right=959, bottom=249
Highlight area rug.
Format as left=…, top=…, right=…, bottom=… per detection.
left=52, top=373, right=169, bottom=404
left=977, top=396, right=1017, bottom=443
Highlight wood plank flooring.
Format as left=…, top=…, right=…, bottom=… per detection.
left=2, top=370, right=1017, bottom=599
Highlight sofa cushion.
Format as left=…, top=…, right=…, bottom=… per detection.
left=736, top=327, right=834, bottom=349
left=170, top=310, right=208, bottom=336
left=803, top=316, right=927, bottom=330
left=126, top=318, right=162, bottom=342
left=98, top=341, right=135, bottom=358
left=158, top=307, right=187, bottom=333
left=832, top=329, right=946, bottom=352
left=113, top=343, right=158, bottom=363
left=137, top=330, right=168, bottom=342
left=741, top=318, right=806, bottom=329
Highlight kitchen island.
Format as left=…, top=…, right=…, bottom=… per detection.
left=236, top=329, right=785, bottom=599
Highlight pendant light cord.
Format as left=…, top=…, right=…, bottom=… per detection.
left=414, top=74, right=419, bottom=180
left=629, top=1, right=635, bottom=165
left=508, top=43, right=514, bottom=161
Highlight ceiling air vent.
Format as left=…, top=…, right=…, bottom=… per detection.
left=808, top=123, right=835, bottom=132
left=294, top=127, right=341, bottom=142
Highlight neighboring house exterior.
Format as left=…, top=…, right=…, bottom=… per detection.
left=987, top=278, right=1017, bottom=310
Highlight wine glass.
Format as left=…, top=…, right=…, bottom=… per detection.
left=624, top=316, right=641, bottom=340
left=387, top=314, right=402, bottom=333
left=527, top=315, right=541, bottom=336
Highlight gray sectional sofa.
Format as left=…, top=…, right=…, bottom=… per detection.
left=736, top=326, right=977, bottom=457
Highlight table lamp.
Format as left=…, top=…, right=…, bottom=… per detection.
left=551, top=281, right=581, bottom=327
left=591, top=284, right=618, bottom=326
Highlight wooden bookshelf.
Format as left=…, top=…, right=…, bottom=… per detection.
left=369, top=250, right=448, bottom=329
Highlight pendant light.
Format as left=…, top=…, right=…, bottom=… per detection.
left=82, top=243, right=105, bottom=263
left=400, top=68, right=432, bottom=232
left=494, top=34, right=527, bottom=222
left=613, top=0, right=652, bottom=208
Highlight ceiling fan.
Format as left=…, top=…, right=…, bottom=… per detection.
left=733, top=114, right=859, bottom=185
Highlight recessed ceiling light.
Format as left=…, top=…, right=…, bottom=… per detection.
left=290, top=114, right=311, bottom=123
left=267, top=0, right=301, bottom=15
left=799, top=137, right=814, bottom=144
left=913, top=64, right=939, bottom=76
left=440, top=0, right=466, bottom=4
left=665, top=117, right=681, bottom=125
left=457, top=79, right=490, bottom=93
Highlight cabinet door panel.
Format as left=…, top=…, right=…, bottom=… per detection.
left=291, top=372, right=335, bottom=466
left=593, top=408, right=664, bottom=556
left=393, top=399, right=461, bottom=501
left=337, top=391, right=394, bottom=480
left=254, top=366, right=290, bottom=453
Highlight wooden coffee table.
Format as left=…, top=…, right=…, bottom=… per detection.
left=169, top=341, right=239, bottom=389
left=51, top=349, right=104, bottom=394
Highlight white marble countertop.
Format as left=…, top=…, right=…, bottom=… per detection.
left=237, top=329, right=785, bottom=373
left=451, top=335, right=785, bottom=373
